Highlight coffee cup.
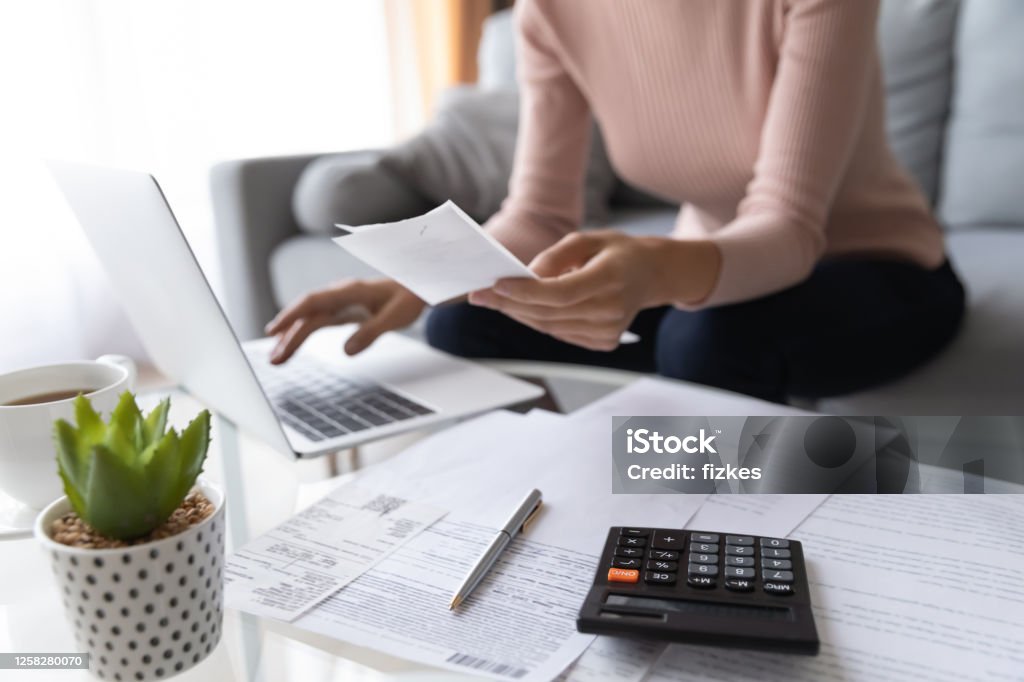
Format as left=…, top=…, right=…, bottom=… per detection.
left=0, top=355, right=137, bottom=509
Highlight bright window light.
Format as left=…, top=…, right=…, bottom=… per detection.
left=0, top=0, right=395, bottom=371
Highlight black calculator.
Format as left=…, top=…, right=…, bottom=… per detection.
left=576, top=527, right=819, bottom=655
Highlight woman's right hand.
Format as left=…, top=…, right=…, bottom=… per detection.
left=265, top=279, right=425, bottom=364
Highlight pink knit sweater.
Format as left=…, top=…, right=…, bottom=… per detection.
left=485, top=0, right=946, bottom=307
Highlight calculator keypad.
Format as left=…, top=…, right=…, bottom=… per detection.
left=582, top=528, right=818, bottom=655
left=609, top=529, right=800, bottom=596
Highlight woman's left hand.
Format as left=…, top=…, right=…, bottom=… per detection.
left=469, top=231, right=715, bottom=351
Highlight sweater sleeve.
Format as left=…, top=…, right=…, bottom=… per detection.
left=694, top=0, right=880, bottom=308
left=484, top=1, right=591, bottom=264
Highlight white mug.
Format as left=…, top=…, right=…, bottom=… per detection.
left=0, top=355, right=137, bottom=510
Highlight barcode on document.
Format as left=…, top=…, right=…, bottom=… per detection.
left=446, top=652, right=528, bottom=679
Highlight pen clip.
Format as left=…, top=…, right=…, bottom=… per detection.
left=520, top=500, right=543, bottom=533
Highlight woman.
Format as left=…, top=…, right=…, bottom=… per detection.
left=268, top=0, right=964, bottom=403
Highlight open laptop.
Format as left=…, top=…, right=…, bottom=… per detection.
left=48, top=161, right=543, bottom=458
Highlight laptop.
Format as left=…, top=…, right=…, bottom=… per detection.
left=48, top=161, right=543, bottom=458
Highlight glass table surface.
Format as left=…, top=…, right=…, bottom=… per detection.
left=0, top=363, right=634, bottom=682
left=3, top=362, right=1020, bottom=681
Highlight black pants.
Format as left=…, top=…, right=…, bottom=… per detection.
left=425, top=259, right=966, bottom=403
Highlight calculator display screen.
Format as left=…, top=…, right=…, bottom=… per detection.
left=604, top=595, right=794, bottom=622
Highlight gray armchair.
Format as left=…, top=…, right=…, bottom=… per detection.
left=210, top=151, right=380, bottom=341
left=210, top=1, right=1024, bottom=414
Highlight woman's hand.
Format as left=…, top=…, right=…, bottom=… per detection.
left=469, top=231, right=720, bottom=351
left=266, top=279, right=425, bottom=363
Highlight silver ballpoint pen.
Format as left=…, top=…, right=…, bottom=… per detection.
left=448, top=488, right=544, bottom=610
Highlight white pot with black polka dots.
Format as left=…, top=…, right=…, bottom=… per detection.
left=34, top=480, right=225, bottom=681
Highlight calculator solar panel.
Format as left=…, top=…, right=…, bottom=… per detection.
left=576, top=527, right=819, bottom=655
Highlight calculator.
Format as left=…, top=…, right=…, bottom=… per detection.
left=575, top=527, right=819, bottom=655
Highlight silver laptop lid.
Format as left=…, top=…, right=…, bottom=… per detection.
left=47, top=160, right=294, bottom=457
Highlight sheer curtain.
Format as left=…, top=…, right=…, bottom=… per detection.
left=0, top=0, right=395, bottom=373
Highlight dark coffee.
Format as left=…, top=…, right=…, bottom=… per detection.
left=3, top=389, right=95, bottom=407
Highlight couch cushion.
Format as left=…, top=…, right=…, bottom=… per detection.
left=270, top=235, right=382, bottom=308
left=939, top=0, right=1024, bottom=228
left=877, top=0, right=960, bottom=204
left=292, top=154, right=432, bottom=235
left=820, top=230, right=1024, bottom=414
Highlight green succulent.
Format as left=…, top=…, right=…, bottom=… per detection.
left=53, top=392, right=211, bottom=541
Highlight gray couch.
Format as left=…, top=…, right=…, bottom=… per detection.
left=211, top=0, right=1024, bottom=414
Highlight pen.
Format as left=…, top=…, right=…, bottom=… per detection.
left=448, top=488, right=543, bottom=610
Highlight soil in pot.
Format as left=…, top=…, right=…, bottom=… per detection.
left=50, top=491, right=214, bottom=549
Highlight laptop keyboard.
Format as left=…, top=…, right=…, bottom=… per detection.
left=250, top=355, right=434, bottom=442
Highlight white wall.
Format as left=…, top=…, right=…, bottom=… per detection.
left=0, top=0, right=396, bottom=372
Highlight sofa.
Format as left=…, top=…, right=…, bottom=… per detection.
left=210, top=0, right=1024, bottom=415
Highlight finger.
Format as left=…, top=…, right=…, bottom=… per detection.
left=266, top=282, right=362, bottom=335
left=269, top=306, right=369, bottom=363
left=270, top=316, right=327, bottom=364
left=344, top=295, right=414, bottom=355
left=528, top=233, right=604, bottom=278
left=494, top=266, right=611, bottom=306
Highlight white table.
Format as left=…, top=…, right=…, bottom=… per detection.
left=3, top=364, right=1020, bottom=681
left=0, top=362, right=642, bottom=682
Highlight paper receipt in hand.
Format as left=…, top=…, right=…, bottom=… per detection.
left=332, top=200, right=534, bottom=306
left=333, top=201, right=639, bottom=343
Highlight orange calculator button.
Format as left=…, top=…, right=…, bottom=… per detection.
left=607, top=568, right=640, bottom=583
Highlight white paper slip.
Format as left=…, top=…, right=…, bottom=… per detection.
left=646, top=495, right=1024, bottom=681
left=333, top=201, right=640, bottom=344
left=685, top=494, right=828, bottom=539
left=224, top=483, right=447, bottom=621
left=572, top=377, right=810, bottom=420
left=557, top=636, right=665, bottom=682
left=295, top=518, right=599, bottom=682
left=333, top=200, right=534, bottom=305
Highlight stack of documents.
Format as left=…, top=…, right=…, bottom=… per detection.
left=294, top=409, right=707, bottom=681
left=227, top=406, right=708, bottom=680
left=225, top=377, right=1022, bottom=680
left=225, top=379, right=823, bottom=680
left=647, top=495, right=1024, bottom=681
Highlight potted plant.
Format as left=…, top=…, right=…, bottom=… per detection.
left=34, top=393, right=224, bottom=681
